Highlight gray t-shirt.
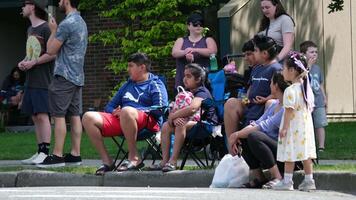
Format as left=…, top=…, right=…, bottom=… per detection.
left=25, top=22, right=54, bottom=89
left=258, top=14, right=294, bottom=47
left=54, top=11, right=88, bottom=86
left=309, top=64, right=325, bottom=107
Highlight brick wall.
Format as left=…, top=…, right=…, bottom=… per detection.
left=81, top=11, right=175, bottom=112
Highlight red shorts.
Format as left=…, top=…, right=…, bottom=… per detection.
left=99, top=111, right=160, bottom=137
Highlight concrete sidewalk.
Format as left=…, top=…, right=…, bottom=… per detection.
left=0, top=159, right=355, bottom=193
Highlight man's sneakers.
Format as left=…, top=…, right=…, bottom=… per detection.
left=36, top=153, right=82, bottom=168
left=36, top=154, right=65, bottom=168
left=64, top=153, right=82, bottom=166
left=21, top=153, right=39, bottom=165
left=21, top=152, right=48, bottom=165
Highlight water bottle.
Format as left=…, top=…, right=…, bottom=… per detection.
left=237, top=88, right=246, bottom=99
left=209, top=54, right=218, bottom=71
left=169, top=134, right=175, bottom=156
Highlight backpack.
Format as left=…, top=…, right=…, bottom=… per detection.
left=169, top=86, right=200, bottom=121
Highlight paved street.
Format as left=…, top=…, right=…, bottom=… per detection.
left=0, top=187, right=355, bottom=200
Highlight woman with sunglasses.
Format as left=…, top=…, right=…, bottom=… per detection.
left=172, top=12, right=217, bottom=88
left=258, top=0, right=295, bottom=63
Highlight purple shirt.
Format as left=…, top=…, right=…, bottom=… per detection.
left=175, top=37, right=210, bottom=88
left=254, top=100, right=284, bottom=140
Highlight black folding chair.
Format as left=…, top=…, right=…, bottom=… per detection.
left=111, top=105, right=167, bottom=170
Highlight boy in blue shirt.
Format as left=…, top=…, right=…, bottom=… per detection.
left=300, top=41, right=328, bottom=152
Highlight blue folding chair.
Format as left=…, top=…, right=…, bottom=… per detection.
left=180, top=70, right=227, bottom=169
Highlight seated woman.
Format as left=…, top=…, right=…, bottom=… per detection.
left=229, top=72, right=288, bottom=188
left=150, top=63, right=218, bottom=172
left=0, top=67, right=25, bottom=108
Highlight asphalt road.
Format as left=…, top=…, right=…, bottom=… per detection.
left=0, top=187, right=355, bottom=200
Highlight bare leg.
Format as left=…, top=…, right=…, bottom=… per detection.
left=284, top=162, right=294, bottom=174
left=52, top=116, right=66, bottom=157
left=303, top=159, right=313, bottom=175
left=269, top=165, right=283, bottom=180
left=315, top=127, right=325, bottom=149
left=224, top=98, right=244, bottom=153
left=70, top=115, right=82, bottom=156
left=160, top=122, right=173, bottom=165
left=168, top=121, right=196, bottom=165
left=120, top=107, right=140, bottom=165
left=34, top=113, right=51, bottom=144
left=82, top=112, right=113, bottom=165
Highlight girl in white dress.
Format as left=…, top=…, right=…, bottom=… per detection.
left=273, top=51, right=316, bottom=191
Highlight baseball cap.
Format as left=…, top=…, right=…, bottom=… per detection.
left=187, top=13, right=204, bottom=25
left=24, top=0, right=48, bottom=11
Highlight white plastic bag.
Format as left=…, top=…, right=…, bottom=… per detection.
left=210, top=154, right=249, bottom=188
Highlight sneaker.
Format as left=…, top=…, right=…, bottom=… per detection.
left=36, top=154, right=65, bottom=168
left=272, top=179, right=294, bottom=190
left=64, top=153, right=82, bottom=166
left=21, top=153, right=38, bottom=165
left=298, top=179, right=316, bottom=191
left=31, top=152, right=48, bottom=164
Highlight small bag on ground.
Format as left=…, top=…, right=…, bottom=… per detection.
left=210, top=154, right=249, bottom=188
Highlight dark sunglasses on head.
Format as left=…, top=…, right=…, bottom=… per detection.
left=192, top=21, right=203, bottom=27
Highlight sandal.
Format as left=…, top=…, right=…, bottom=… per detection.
left=239, top=179, right=267, bottom=189
left=148, top=163, right=164, bottom=171
left=162, top=162, right=177, bottom=172
left=117, top=160, right=145, bottom=171
left=262, top=178, right=281, bottom=189
left=95, top=164, right=115, bottom=176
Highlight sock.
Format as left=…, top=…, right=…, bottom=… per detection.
left=38, top=143, right=50, bottom=155
left=304, top=174, right=313, bottom=181
left=284, top=173, right=293, bottom=183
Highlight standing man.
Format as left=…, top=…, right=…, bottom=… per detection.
left=37, top=0, right=88, bottom=168
left=19, top=0, right=56, bottom=165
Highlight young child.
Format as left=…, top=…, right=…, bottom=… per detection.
left=300, top=41, right=328, bottom=152
left=273, top=51, right=317, bottom=191
left=0, top=67, right=25, bottom=107
left=150, top=63, right=218, bottom=172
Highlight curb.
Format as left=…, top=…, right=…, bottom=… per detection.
left=0, top=170, right=355, bottom=192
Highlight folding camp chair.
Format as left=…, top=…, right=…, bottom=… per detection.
left=180, top=70, right=227, bottom=169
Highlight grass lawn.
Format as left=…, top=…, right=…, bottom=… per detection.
left=0, top=122, right=355, bottom=160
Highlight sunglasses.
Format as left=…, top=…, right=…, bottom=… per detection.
left=191, top=21, right=203, bottom=27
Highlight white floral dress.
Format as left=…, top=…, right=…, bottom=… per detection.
left=277, top=82, right=316, bottom=162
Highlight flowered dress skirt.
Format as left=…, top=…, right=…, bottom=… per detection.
left=277, top=83, right=317, bottom=162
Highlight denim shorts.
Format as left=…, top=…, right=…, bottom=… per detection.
left=49, top=75, right=82, bottom=117
left=312, top=107, right=328, bottom=128
left=21, top=88, right=50, bottom=115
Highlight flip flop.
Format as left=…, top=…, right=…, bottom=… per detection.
left=95, top=164, right=115, bottom=176
left=117, top=160, right=145, bottom=171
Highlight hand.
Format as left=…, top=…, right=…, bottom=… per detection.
left=307, top=56, right=317, bottom=67
left=48, top=16, right=58, bottom=33
left=229, top=132, right=241, bottom=156
left=173, top=117, right=188, bottom=127
left=253, top=96, right=267, bottom=104
left=184, top=48, right=193, bottom=55
left=279, top=129, right=287, bottom=138
left=18, top=61, right=26, bottom=71
left=112, top=106, right=121, bottom=118
left=185, top=53, right=194, bottom=63
left=21, top=60, right=37, bottom=70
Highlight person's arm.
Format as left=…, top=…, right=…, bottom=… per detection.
left=104, top=83, right=126, bottom=113
left=172, top=38, right=188, bottom=58
left=19, top=53, right=56, bottom=71
left=145, top=79, right=169, bottom=117
left=276, top=32, right=294, bottom=62
left=47, top=17, right=64, bottom=56
left=279, top=107, right=292, bottom=138
left=168, top=96, right=203, bottom=122
left=191, top=37, right=217, bottom=57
